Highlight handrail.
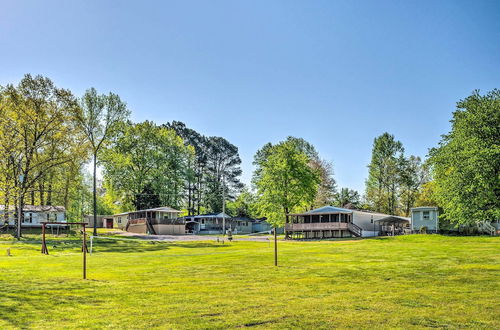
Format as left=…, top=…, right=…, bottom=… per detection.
left=348, top=222, right=362, bottom=237
left=285, top=222, right=348, bottom=231
left=479, top=221, right=496, bottom=236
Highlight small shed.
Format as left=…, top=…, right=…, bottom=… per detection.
left=411, top=206, right=439, bottom=233
left=85, top=215, right=114, bottom=228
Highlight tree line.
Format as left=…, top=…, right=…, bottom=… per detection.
left=1, top=74, right=497, bottom=235
left=0, top=74, right=244, bottom=237
left=237, top=92, right=499, bottom=229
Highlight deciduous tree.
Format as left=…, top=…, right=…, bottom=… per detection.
left=74, top=88, right=129, bottom=235
left=253, top=138, right=320, bottom=228
left=429, top=89, right=500, bottom=225
left=0, top=74, right=80, bottom=238
left=365, top=132, right=404, bottom=214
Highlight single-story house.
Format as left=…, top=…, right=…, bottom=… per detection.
left=84, top=215, right=114, bottom=228
left=252, top=218, right=272, bottom=233
left=0, top=205, right=66, bottom=227
left=124, top=206, right=183, bottom=235
left=286, top=206, right=360, bottom=239
left=182, top=212, right=234, bottom=234
left=181, top=213, right=266, bottom=234
left=286, top=205, right=411, bottom=239
left=252, top=218, right=284, bottom=234
left=230, top=216, right=255, bottom=234
left=349, top=209, right=410, bottom=237
left=113, top=212, right=129, bottom=230
left=411, top=206, right=439, bottom=233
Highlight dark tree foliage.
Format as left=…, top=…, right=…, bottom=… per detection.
left=164, top=122, right=243, bottom=214
left=204, top=136, right=244, bottom=213
left=164, top=121, right=207, bottom=215
left=134, top=184, right=162, bottom=210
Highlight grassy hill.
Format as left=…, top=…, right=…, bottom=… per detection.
left=0, top=234, right=498, bottom=329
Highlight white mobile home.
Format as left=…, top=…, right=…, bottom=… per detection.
left=0, top=205, right=65, bottom=227
left=286, top=206, right=410, bottom=239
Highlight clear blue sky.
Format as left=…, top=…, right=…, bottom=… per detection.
left=1, top=0, right=499, bottom=193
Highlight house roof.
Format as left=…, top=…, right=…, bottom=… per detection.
left=411, top=206, right=438, bottom=211
left=112, top=212, right=130, bottom=216
left=374, top=216, right=410, bottom=223
left=129, top=206, right=182, bottom=213
left=0, top=205, right=65, bottom=212
left=231, top=216, right=258, bottom=222
left=288, top=205, right=353, bottom=216
left=187, top=212, right=231, bottom=219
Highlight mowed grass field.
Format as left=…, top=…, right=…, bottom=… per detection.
left=0, top=234, right=498, bottom=329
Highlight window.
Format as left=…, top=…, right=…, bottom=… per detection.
left=423, top=211, right=430, bottom=220
left=201, top=219, right=205, bottom=224
left=118, top=217, right=122, bottom=224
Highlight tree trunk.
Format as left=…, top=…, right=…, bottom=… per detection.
left=93, top=152, right=98, bottom=236
left=39, top=182, right=45, bottom=206
left=47, top=180, right=52, bottom=206
left=64, top=173, right=70, bottom=210
left=284, top=207, right=290, bottom=239
left=3, top=191, right=9, bottom=223
left=16, top=190, right=24, bottom=240
left=188, top=181, right=192, bottom=216
left=196, top=165, right=203, bottom=215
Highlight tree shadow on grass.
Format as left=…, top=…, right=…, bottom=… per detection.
left=0, top=278, right=106, bottom=329
left=2, top=239, right=231, bottom=255
left=92, top=241, right=229, bottom=254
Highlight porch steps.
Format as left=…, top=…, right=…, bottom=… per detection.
left=146, top=218, right=157, bottom=235
left=478, top=221, right=496, bottom=236
left=348, top=223, right=362, bottom=237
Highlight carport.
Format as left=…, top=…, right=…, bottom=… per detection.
left=375, top=216, right=410, bottom=236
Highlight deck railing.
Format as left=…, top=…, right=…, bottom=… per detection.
left=285, top=222, right=348, bottom=231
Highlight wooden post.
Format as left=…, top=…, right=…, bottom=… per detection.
left=41, top=223, right=48, bottom=254
left=83, top=223, right=87, bottom=280
left=274, top=227, right=278, bottom=267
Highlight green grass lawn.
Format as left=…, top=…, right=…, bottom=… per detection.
left=0, top=234, right=498, bottom=329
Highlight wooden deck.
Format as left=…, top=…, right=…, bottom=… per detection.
left=285, top=222, right=349, bottom=231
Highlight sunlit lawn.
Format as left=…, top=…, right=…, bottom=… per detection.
left=0, top=234, right=498, bottom=329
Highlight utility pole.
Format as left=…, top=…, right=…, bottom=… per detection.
left=17, top=186, right=22, bottom=240
left=93, top=153, right=98, bottom=236
left=16, top=160, right=24, bottom=240
left=83, top=223, right=87, bottom=279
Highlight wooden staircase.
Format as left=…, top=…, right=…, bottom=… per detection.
left=348, top=222, right=362, bottom=237
left=146, top=218, right=157, bottom=235
left=478, top=221, right=496, bottom=236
